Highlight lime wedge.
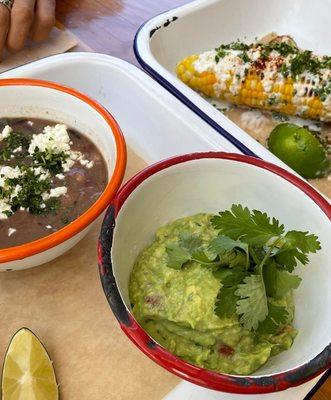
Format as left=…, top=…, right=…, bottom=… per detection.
left=2, top=328, right=59, bottom=400
left=268, top=123, right=330, bottom=179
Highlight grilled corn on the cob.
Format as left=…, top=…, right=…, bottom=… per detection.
left=177, top=38, right=331, bottom=122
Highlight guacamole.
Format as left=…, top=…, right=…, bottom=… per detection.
left=129, top=214, right=297, bottom=375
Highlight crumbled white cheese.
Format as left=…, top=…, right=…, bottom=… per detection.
left=194, top=50, right=251, bottom=97
left=7, top=228, right=16, bottom=237
left=0, top=166, right=22, bottom=187
left=28, top=124, right=71, bottom=155
left=0, top=200, right=11, bottom=219
left=33, top=167, right=45, bottom=176
left=32, top=166, right=50, bottom=181
left=10, top=185, right=22, bottom=200
left=0, top=125, right=12, bottom=141
left=42, top=186, right=67, bottom=200
left=27, top=120, right=34, bottom=126
left=56, top=173, right=65, bottom=180
left=86, top=161, right=94, bottom=169
left=13, top=146, right=22, bottom=153
left=50, top=186, right=67, bottom=197
left=79, top=158, right=89, bottom=166
left=62, top=158, right=75, bottom=172
left=46, top=225, right=53, bottom=229
left=261, top=66, right=278, bottom=93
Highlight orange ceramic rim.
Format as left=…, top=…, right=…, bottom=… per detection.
left=0, top=78, right=127, bottom=264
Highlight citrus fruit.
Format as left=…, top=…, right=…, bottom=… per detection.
left=268, top=123, right=330, bottom=179
left=2, top=328, right=59, bottom=400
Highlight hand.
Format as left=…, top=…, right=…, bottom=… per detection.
left=0, top=0, right=55, bottom=60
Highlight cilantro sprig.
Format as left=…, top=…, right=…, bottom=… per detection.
left=165, top=204, right=321, bottom=334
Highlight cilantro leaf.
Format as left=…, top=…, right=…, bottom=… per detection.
left=264, top=263, right=301, bottom=299
left=235, top=274, right=268, bottom=330
left=180, top=232, right=202, bottom=254
left=166, top=243, right=190, bottom=270
left=218, top=251, right=247, bottom=268
left=215, top=286, right=238, bottom=318
left=275, top=231, right=321, bottom=271
left=213, top=267, right=247, bottom=286
left=166, top=233, right=205, bottom=269
left=209, top=235, right=249, bottom=267
left=257, top=302, right=289, bottom=334
left=274, top=271, right=301, bottom=298
left=191, top=250, right=213, bottom=264
left=211, top=204, right=284, bottom=246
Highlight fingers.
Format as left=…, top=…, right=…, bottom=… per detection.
left=0, top=5, right=10, bottom=60
left=6, top=0, right=36, bottom=52
left=31, top=0, right=55, bottom=42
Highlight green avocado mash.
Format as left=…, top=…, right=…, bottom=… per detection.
left=129, top=214, right=297, bottom=375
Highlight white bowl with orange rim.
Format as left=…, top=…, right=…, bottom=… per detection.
left=0, top=79, right=126, bottom=271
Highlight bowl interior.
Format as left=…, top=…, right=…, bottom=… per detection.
left=112, top=157, right=330, bottom=376
left=150, top=0, right=331, bottom=73
left=0, top=83, right=117, bottom=177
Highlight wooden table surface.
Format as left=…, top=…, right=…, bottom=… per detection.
left=55, top=1, right=330, bottom=399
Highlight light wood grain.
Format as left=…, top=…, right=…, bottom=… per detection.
left=56, top=0, right=190, bottom=64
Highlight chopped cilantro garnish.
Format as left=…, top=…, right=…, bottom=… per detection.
left=268, top=42, right=298, bottom=57
left=290, top=50, right=321, bottom=77
left=267, top=95, right=278, bottom=106
left=216, top=41, right=250, bottom=52
left=0, top=125, right=74, bottom=219
left=0, top=132, right=30, bottom=160
left=272, top=112, right=290, bottom=122
left=33, top=148, right=69, bottom=174
left=215, top=49, right=226, bottom=63
left=239, top=51, right=250, bottom=63
left=6, top=167, right=55, bottom=214
left=314, top=82, right=331, bottom=101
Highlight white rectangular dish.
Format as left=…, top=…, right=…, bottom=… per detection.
left=2, top=52, right=241, bottom=162
left=134, top=0, right=331, bottom=165
left=2, top=52, right=328, bottom=399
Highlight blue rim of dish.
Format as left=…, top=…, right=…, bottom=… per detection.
left=134, top=23, right=257, bottom=158
left=133, top=10, right=330, bottom=395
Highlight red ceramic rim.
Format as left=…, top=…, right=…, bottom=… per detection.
left=98, top=152, right=330, bottom=394
left=0, top=78, right=127, bottom=264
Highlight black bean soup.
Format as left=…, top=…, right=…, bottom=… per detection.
left=0, top=118, right=108, bottom=248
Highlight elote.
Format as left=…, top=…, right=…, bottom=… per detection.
left=177, top=37, right=331, bottom=122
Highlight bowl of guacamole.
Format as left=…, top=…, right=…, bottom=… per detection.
left=98, top=152, right=331, bottom=394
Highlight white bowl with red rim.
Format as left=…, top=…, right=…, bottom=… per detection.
left=0, top=79, right=126, bottom=271
left=98, top=152, right=330, bottom=394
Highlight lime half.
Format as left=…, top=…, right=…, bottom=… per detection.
left=268, top=123, right=330, bottom=179
left=2, top=328, right=59, bottom=400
